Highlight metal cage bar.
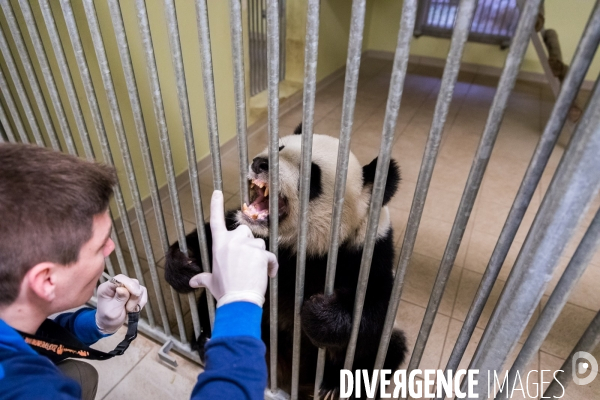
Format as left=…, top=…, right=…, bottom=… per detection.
left=0, top=65, right=27, bottom=143
left=162, top=0, right=215, bottom=337
left=194, top=0, right=223, bottom=192
left=82, top=0, right=172, bottom=335
left=406, top=0, right=543, bottom=375
left=343, top=0, right=418, bottom=373
left=290, top=2, right=320, bottom=398
left=374, top=0, right=477, bottom=390
left=498, top=206, right=600, bottom=398
left=15, top=0, right=77, bottom=154
left=229, top=0, right=250, bottom=207
left=313, top=0, right=367, bottom=397
left=0, top=0, right=60, bottom=151
left=466, top=74, right=600, bottom=397
left=0, top=14, right=44, bottom=146
left=58, top=0, right=156, bottom=327
left=543, top=309, right=600, bottom=398
left=442, top=0, right=600, bottom=385
left=131, top=0, right=194, bottom=345
left=0, top=92, right=16, bottom=143
left=106, top=0, right=188, bottom=341
left=38, top=0, right=92, bottom=159
left=266, top=0, right=281, bottom=394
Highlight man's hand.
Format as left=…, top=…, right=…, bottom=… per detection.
left=189, top=190, right=278, bottom=308
left=96, top=274, right=148, bottom=334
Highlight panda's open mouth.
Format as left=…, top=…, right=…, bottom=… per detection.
left=242, top=178, right=288, bottom=224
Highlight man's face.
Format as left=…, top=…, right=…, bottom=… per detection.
left=53, top=210, right=114, bottom=310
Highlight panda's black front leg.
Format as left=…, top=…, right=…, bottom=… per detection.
left=300, top=289, right=355, bottom=350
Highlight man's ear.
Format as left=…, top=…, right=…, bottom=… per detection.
left=25, top=262, right=58, bottom=302
left=362, top=158, right=401, bottom=205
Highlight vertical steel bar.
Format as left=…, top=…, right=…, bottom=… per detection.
left=466, top=74, right=600, bottom=397
left=0, top=16, right=44, bottom=146
left=279, top=0, right=286, bottom=80
left=83, top=0, right=171, bottom=335
left=229, top=0, right=250, bottom=206
left=16, top=0, right=76, bottom=155
left=312, top=0, right=367, bottom=397
left=163, top=0, right=214, bottom=336
left=0, top=0, right=60, bottom=150
left=290, top=2, right=320, bottom=398
left=58, top=0, right=155, bottom=327
left=441, top=2, right=600, bottom=388
left=194, top=0, right=223, bottom=191
left=261, top=0, right=267, bottom=94
left=38, top=0, right=93, bottom=159
left=406, top=0, right=542, bottom=377
left=0, top=83, right=17, bottom=143
left=266, top=0, right=281, bottom=393
left=106, top=0, right=188, bottom=340
left=132, top=0, right=191, bottom=344
left=343, top=0, right=417, bottom=375
left=0, top=66, right=27, bottom=143
left=498, top=207, right=600, bottom=399
left=374, top=0, right=476, bottom=391
left=38, top=0, right=129, bottom=281
left=543, top=309, right=600, bottom=398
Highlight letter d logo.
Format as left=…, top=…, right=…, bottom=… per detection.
left=572, top=351, right=598, bottom=386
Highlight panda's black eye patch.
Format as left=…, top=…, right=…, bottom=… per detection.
left=309, top=163, right=322, bottom=200
left=279, top=145, right=285, bottom=151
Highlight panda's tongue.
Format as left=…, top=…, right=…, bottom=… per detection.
left=243, top=191, right=269, bottom=220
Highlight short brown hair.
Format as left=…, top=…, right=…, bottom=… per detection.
left=0, top=144, right=117, bottom=305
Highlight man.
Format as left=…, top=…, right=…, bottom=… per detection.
left=0, top=143, right=277, bottom=400
left=0, top=143, right=148, bottom=399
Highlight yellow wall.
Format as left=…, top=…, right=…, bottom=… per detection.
left=316, top=0, right=353, bottom=81
left=364, top=0, right=600, bottom=82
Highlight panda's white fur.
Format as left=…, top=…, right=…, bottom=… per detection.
left=235, top=133, right=392, bottom=256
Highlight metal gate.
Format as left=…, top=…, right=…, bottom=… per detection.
left=0, top=0, right=599, bottom=399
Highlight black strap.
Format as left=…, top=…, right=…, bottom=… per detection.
left=18, top=311, right=139, bottom=363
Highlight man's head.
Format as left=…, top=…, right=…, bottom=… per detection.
left=0, top=144, right=117, bottom=310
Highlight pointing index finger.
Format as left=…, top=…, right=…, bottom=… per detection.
left=210, top=190, right=227, bottom=235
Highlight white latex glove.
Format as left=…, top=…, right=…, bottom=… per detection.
left=189, top=190, right=279, bottom=308
left=96, top=274, right=148, bottom=334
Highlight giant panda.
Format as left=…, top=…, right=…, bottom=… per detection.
left=164, top=124, right=408, bottom=399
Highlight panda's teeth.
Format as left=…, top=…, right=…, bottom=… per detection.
left=242, top=203, right=248, bottom=212
left=264, top=186, right=269, bottom=197
left=252, top=214, right=258, bottom=220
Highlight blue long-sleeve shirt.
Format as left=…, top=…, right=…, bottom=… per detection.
left=0, top=303, right=267, bottom=400
left=0, top=308, right=108, bottom=399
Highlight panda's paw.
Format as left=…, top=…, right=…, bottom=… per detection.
left=301, top=294, right=350, bottom=349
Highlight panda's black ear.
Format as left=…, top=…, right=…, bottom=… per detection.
left=294, top=123, right=302, bottom=135
left=362, top=158, right=401, bottom=205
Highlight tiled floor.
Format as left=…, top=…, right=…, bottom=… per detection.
left=100, top=57, right=600, bottom=399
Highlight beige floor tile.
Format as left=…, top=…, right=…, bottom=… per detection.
left=463, top=228, right=523, bottom=282
left=103, top=346, right=201, bottom=399
left=479, top=155, right=532, bottom=208
left=540, top=299, right=598, bottom=360
left=400, top=252, right=462, bottom=317
left=452, top=269, right=538, bottom=344
left=472, top=199, right=538, bottom=244
left=539, top=350, right=600, bottom=399
left=88, top=325, right=157, bottom=399
left=412, top=216, right=471, bottom=267
left=395, top=300, right=451, bottom=373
